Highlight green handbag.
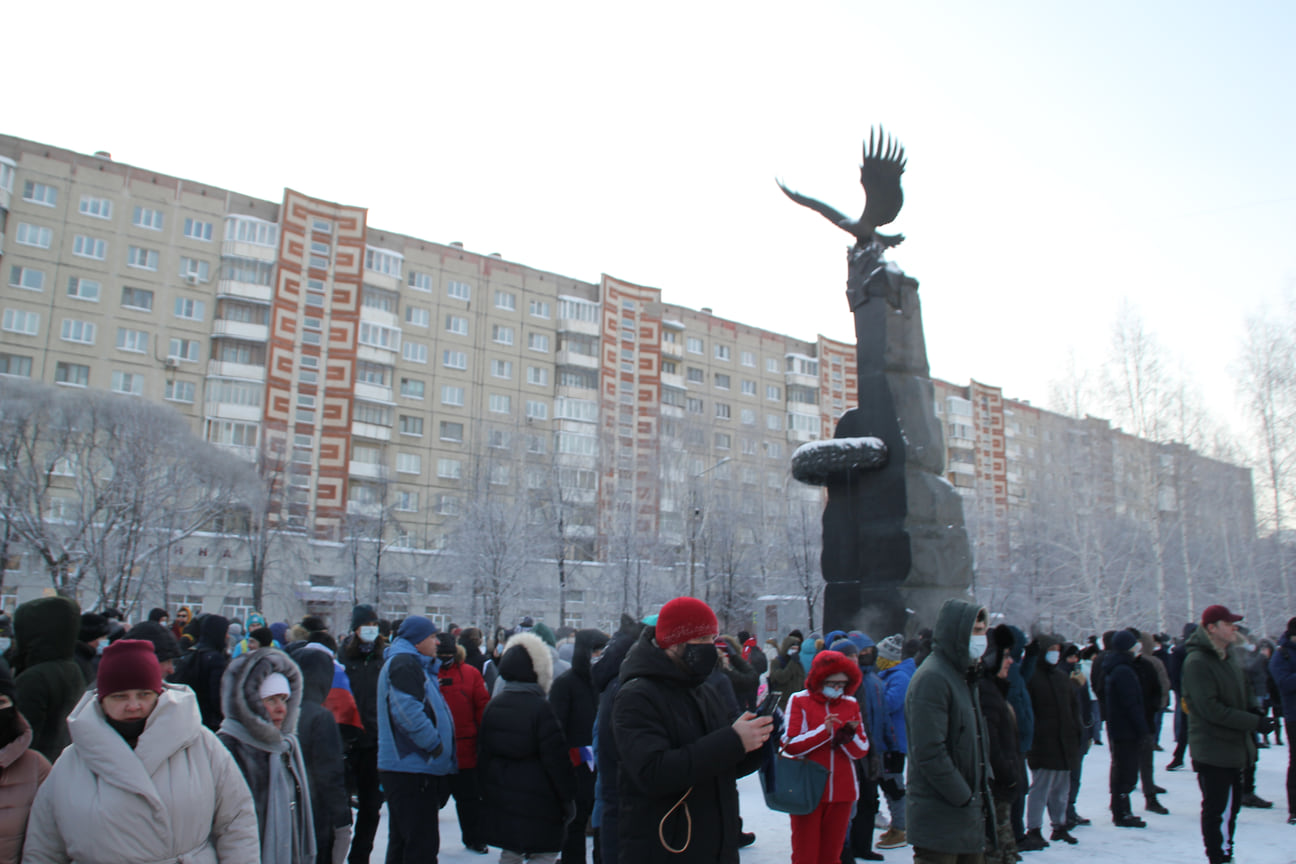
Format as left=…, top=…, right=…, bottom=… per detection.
left=760, top=748, right=829, bottom=815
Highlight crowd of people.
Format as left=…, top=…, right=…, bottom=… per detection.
left=0, top=593, right=1289, bottom=864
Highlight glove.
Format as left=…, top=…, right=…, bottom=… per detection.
left=1256, top=714, right=1276, bottom=736
left=332, top=825, right=352, bottom=864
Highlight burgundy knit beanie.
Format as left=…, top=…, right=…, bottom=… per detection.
left=96, top=639, right=163, bottom=700
left=654, top=597, right=719, bottom=649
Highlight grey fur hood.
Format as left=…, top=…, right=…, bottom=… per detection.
left=220, top=647, right=303, bottom=745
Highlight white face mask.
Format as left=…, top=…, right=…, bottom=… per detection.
left=968, top=634, right=988, bottom=663
left=1045, top=650, right=1060, bottom=666
left=359, top=625, right=379, bottom=643
left=822, top=685, right=844, bottom=700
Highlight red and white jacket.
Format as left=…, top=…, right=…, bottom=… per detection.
left=781, top=650, right=870, bottom=803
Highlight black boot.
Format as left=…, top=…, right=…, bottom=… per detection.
left=1018, top=828, right=1049, bottom=852
left=1145, top=795, right=1169, bottom=815
left=1112, top=794, right=1147, bottom=828
left=1049, top=827, right=1078, bottom=845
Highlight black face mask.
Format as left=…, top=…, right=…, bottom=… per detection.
left=680, top=643, right=718, bottom=683
left=0, top=706, right=22, bottom=747
left=105, top=715, right=148, bottom=748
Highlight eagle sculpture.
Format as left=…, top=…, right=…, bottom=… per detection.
left=778, top=127, right=907, bottom=249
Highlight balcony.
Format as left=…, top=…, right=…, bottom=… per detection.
left=207, top=360, right=266, bottom=381
left=359, top=306, right=398, bottom=330
left=204, top=402, right=263, bottom=423
left=216, top=279, right=273, bottom=304
left=661, top=341, right=684, bottom=359
left=561, top=487, right=597, bottom=506
left=213, top=443, right=258, bottom=462
left=354, top=382, right=394, bottom=404
left=362, top=270, right=399, bottom=292
left=346, top=500, right=383, bottom=518
left=351, top=421, right=392, bottom=442
left=211, top=319, right=269, bottom=342
left=661, top=372, right=685, bottom=391
left=222, top=239, right=277, bottom=262
left=348, top=461, right=386, bottom=479
left=357, top=344, right=398, bottom=365
left=949, top=460, right=976, bottom=475
left=556, top=348, right=599, bottom=370
left=785, top=370, right=818, bottom=389
left=557, top=316, right=600, bottom=337
left=787, top=428, right=817, bottom=444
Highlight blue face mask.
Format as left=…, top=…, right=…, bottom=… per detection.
left=822, top=685, right=844, bottom=700
left=1045, top=650, right=1060, bottom=666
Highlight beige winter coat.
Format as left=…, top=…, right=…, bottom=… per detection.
left=22, top=685, right=259, bottom=864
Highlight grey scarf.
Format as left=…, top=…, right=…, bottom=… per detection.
left=221, top=717, right=316, bottom=864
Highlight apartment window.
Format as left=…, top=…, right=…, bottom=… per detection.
left=715, top=402, right=731, bottom=420
left=179, top=257, right=211, bottom=282
left=443, top=349, right=467, bottom=370
left=489, top=394, right=512, bottom=414
left=522, top=332, right=548, bottom=354
left=225, top=216, right=278, bottom=247
left=66, top=277, right=101, bottom=302
left=491, top=359, right=513, bottom=379
left=663, top=330, right=678, bottom=344
left=741, top=350, right=756, bottom=367
left=492, top=325, right=515, bottom=345
left=766, top=357, right=779, bottom=374
left=16, top=223, right=53, bottom=249
left=350, top=443, right=379, bottom=465
left=183, top=217, right=214, bottom=241
left=399, top=415, right=424, bottom=436
left=494, top=290, right=517, bottom=310
left=310, top=241, right=331, bottom=269
left=22, top=181, right=57, bottom=206
left=55, top=362, right=90, bottom=387
left=715, top=344, right=731, bottom=361
left=441, top=385, right=465, bottom=407
left=402, top=341, right=428, bottom=364
left=127, top=246, right=158, bottom=270
left=686, top=336, right=704, bottom=354
left=132, top=206, right=164, bottom=230
left=439, top=421, right=464, bottom=442
left=525, top=399, right=548, bottom=420
left=559, top=369, right=597, bottom=389
left=110, top=371, right=144, bottom=395
left=436, top=495, right=459, bottom=516
left=715, top=432, right=732, bottom=450
left=355, top=362, right=390, bottom=386
left=526, top=434, right=546, bottom=454
left=60, top=319, right=96, bottom=345
left=686, top=367, right=704, bottom=384
left=364, top=247, right=403, bottom=278
left=714, top=373, right=730, bottom=390
left=396, top=452, right=422, bottom=475
left=208, top=379, right=262, bottom=407
left=9, top=266, right=45, bottom=292
left=116, top=328, right=149, bottom=353
left=223, top=256, right=275, bottom=286
left=0, top=354, right=33, bottom=377
left=115, top=286, right=152, bottom=312
left=297, top=355, right=318, bottom=384
left=447, top=280, right=471, bottom=301
left=660, top=359, right=678, bottom=375
left=168, top=338, right=200, bottom=362
left=555, top=398, right=598, bottom=422
left=437, top=458, right=462, bottom=479
left=207, top=419, right=258, bottom=448
left=529, top=300, right=551, bottom=318
left=788, top=413, right=818, bottom=433
left=526, top=366, right=549, bottom=386
left=399, top=377, right=425, bottom=399
left=358, top=322, right=399, bottom=351
left=404, top=305, right=429, bottom=328
left=79, top=196, right=113, bottom=219
left=766, top=442, right=784, bottom=459
left=488, top=428, right=511, bottom=449
left=787, top=356, right=819, bottom=376
left=741, top=408, right=756, bottom=425
left=408, top=271, right=433, bottom=292
left=445, top=315, right=468, bottom=336
left=394, top=491, right=419, bottom=512
left=489, top=465, right=510, bottom=486
left=556, top=432, right=597, bottom=456
left=662, top=387, right=684, bottom=408
left=174, top=297, right=206, bottom=321
left=686, top=397, right=704, bottom=414
left=2, top=309, right=39, bottom=336
left=352, top=402, right=391, bottom=426
left=766, top=414, right=782, bottom=431
left=766, top=384, right=782, bottom=401
left=165, top=380, right=196, bottom=403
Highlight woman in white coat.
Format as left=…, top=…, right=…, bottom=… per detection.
left=22, top=639, right=259, bottom=863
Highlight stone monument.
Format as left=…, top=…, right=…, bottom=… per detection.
left=782, top=128, right=974, bottom=637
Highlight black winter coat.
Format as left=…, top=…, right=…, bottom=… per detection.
left=340, top=635, right=387, bottom=749
left=718, top=637, right=759, bottom=712
left=550, top=630, right=607, bottom=749
left=1025, top=658, right=1081, bottom=771
left=479, top=681, right=576, bottom=853
left=977, top=672, right=1021, bottom=802
left=613, top=628, right=763, bottom=864
left=292, top=647, right=352, bottom=863
left=1132, top=656, right=1164, bottom=726
left=593, top=622, right=640, bottom=864
left=12, top=597, right=86, bottom=762
left=1102, top=652, right=1149, bottom=742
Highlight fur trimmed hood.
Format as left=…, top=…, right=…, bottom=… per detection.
left=499, top=631, right=553, bottom=693
left=220, top=647, right=302, bottom=745
left=805, top=649, right=862, bottom=694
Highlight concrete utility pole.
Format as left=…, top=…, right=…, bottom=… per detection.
left=687, top=457, right=730, bottom=598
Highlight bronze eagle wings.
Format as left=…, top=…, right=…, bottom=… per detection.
left=778, top=127, right=907, bottom=249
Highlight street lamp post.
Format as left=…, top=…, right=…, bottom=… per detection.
left=687, top=457, right=730, bottom=598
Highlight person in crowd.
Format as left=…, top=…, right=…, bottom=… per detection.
left=1166, top=623, right=1195, bottom=771
left=1061, top=643, right=1094, bottom=829
left=482, top=627, right=511, bottom=693
left=376, top=615, right=456, bottom=864
left=905, top=598, right=992, bottom=864
left=146, top=607, right=169, bottom=626
left=170, top=606, right=191, bottom=641
left=593, top=615, right=644, bottom=864
left=290, top=643, right=354, bottom=864
left=479, top=631, right=576, bottom=864
left=532, top=623, right=570, bottom=681
left=173, top=614, right=231, bottom=731
left=1020, top=634, right=1082, bottom=850
left=24, top=639, right=259, bottom=863
left=977, top=625, right=1021, bottom=864
left=248, top=626, right=276, bottom=651
left=1181, top=605, right=1275, bottom=864
left=613, top=597, right=772, bottom=864
left=1232, top=633, right=1274, bottom=810
left=1130, top=629, right=1170, bottom=814
left=841, top=636, right=895, bottom=861
left=738, top=630, right=767, bottom=681
left=783, top=649, right=870, bottom=864
left=0, top=659, right=49, bottom=863
left=717, top=634, right=759, bottom=713
left=124, top=620, right=182, bottom=677
left=219, top=647, right=316, bottom=864
left=876, top=633, right=914, bottom=851
left=1003, top=626, right=1036, bottom=845
left=232, top=612, right=270, bottom=658
left=73, top=613, right=109, bottom=685
left=11, top=596, right=84, bottom=763
left=437, top=631, right=490, bottom=855
left=340, top=604, right=386, bottom=864
left=1102, top=629, right=1148, bottom=828
left=460, top=627, right=487, bottom=673
left=1268, top=615, right=1296, bottom=825
left=549, top=628, right=610, bottom=864
left=770, top=632, right=806, bottom=710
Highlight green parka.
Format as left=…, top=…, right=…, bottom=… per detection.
left=12, top=597, right=86, bottom=762
left=904, top=599, right=991, bottom=855
left=1180, top=624, right=1259, bottom=770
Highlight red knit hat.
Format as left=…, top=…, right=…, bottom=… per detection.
left=97, top=639, right=163, bottom=699
left=654, top=597, right=719, bottom=649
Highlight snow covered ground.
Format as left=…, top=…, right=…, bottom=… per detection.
left=370, top=724, right=1294, bottom=864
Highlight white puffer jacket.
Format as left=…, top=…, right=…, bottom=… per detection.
left=22, top=684, right=259, bottom=864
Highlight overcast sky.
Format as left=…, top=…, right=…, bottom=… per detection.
left=7, top=1, right=1294, bottom=429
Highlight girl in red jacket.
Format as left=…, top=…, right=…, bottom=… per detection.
left=783, top=650, right=870, bottom=864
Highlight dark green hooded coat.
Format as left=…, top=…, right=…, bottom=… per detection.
left=1180, top=625, right=1259, bottom=769
left=904, top=599, right=991, bottom=855
left=12, top=597, right=86, bottom=762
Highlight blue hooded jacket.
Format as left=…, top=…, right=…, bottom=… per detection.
left=879, top=657, right=916, bottom=753
left=377, top=636, right=457, bottom=774
left=1005, top=625, right=1035, bottom=753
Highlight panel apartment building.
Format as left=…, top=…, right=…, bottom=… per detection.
left=0, top=136, right=849, bottom=626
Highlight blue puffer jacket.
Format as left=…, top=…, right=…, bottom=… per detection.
left=1005, top=626, right=1035, bottom=753
left=377, top=637, right=456, bottom=775
left=880, top=657, right=916, bottom=753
